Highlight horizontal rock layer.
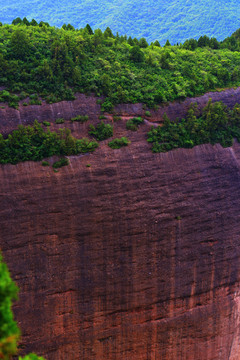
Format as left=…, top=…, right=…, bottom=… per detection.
left=1, top=87, right=240, bottom=135
left=1, top=116, right=240, bottom=359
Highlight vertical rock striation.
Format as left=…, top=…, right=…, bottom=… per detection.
left=1, top=125, right=240, bottom=359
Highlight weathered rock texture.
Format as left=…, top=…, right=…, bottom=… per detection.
left=1, top=87, right=240, bottom=136
left=1, top=93, right=240, bottom=359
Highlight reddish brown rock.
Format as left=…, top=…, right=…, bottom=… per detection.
left=1, top=87, right=240, bottom=136
left=1, top=114, right=240, bottom=360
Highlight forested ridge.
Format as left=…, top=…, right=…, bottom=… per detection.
left=1, top=0, right=240, bottom=44
left=1, top=20, right=240, bottom=112
left=2, top=20, right=240, bottom=160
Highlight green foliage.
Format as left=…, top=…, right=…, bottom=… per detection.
left=147, top=100, right=240, bottom=152
left=0, top=91, right=19, bottom=109
left=89, top=121, right=113, bottom=140
left=129, top=46, right=144, bottom=62
left=41, top=160, right=50, bottom=166
left=108, top=137, right=130, bottom=149
left=55, top=118, right=65, bottom=124
left=0, top=120, right=98, bottom=164
left=0, top=21, right=240, bottom=110
left=0, top=254, right=45, bottom=360
left=145, top=111, right=151, bottom=117
left=126, top=117, right=144, bottom=131
left=52, top=157, right=69, bottom=168
left=71, top=115, right=89, bottom=122
left=0, top=254, right=19, bottom=359
left=43, top=121, right=50, bottom=127
left=29, top=95, right=42, bottom=105
left=19, top=354, right=45, bottom=360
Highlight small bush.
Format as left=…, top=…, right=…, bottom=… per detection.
left=52, top=158, right=69, bottom=168
left=43, top=121, right=50, bottom=126
left=101, top=99, right=113, bottom=112
left=108, top=137, right=130, bottom=149
left=89, top=121, right=113, bottom=140
left=86, top=164, right=91, bottom=167
left=71, top=115, right=89, bottom=122
left=19, top=91, right=28, bottom=100
left=9, top=102, right=18, bottom=109
left=99, top=115, right=106, bottom=120
left=75, top=138, right=98, bottom=153
left=55, top=118, right=65, bottom=124
left=22, top=102, right=28, bottom=106
left=145, top=111, right=151, bottom=117
left=46, top=94, right=59, bottom=104
left=41, top=160, right=49, bottom=166
left=126, top=117, right=144, bottom=131
left=29, top=99, right=42, bottom=105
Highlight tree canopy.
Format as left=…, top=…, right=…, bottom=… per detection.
left=1, top=20, right=240, bottom=111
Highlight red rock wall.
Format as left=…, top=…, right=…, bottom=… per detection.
left=1, top=87, right=240, bottom=135
left=1, top=117, right=240, bottom=359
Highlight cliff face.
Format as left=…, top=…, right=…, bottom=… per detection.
left=1, top=87, right=240, bottom=136
left=1, top=92, right=240, bottom=359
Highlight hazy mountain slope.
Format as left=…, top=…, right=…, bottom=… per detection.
left=1, top=0, right=240, bottom=43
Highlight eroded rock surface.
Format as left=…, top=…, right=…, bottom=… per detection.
left=1, top=87, right=240, bottom=135
left=1, top=114, right=240, bottom=359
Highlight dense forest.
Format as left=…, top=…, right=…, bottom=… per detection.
left=1, top=0, right=240, bottom=44
left=1, top=19, right=240, bottom=112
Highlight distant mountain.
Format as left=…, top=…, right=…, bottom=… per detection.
left=1, top=0, right=240, bottom=44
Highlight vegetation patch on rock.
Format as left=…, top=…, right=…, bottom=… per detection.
left=148, top=100, right=240, bottom=152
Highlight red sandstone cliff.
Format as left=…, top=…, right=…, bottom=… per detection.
left=1, top=92, right=240, bottom=359
left=1, top=87, right=240, bottom=136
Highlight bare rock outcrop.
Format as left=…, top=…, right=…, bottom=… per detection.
left=1, top=87, right=240, bottom=136
left=1, top=116, right=240, bottom=359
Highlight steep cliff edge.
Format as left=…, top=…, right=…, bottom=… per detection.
left=1, top=94, right=240, bottom=359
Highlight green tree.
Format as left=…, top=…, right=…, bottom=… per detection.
left=153, top=40, right=161, bottom=47
left=129, top=45, right=144, bottom=62
left=104, top=27, right=114, bottom=38
left=0, top=254, right=19, bottom=359
left=10, top=29, right=30, bottom=60
left=164, top=39, right=171, bottom=47
left=0, top=254, right=45, bottom=360
left=139, top=37, right=148, bottom=48
left=12, top=17, right=22, bottom=25
left=85, top=24, right=93, bottom=35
